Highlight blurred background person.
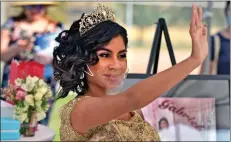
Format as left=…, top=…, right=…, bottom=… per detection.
left=0, top=1, right=64, bottom=125
left=209, top=1, right=230, bottom=75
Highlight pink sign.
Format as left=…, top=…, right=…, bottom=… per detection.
left=142, top=98, right=216, bottom=141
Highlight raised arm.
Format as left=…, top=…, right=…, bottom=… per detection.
left=0, top=29, right=21, bottom=62
left=71, top=4, right=208, bottom=133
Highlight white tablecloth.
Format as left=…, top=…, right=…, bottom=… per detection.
left=16, top=124, right=55, bottom=141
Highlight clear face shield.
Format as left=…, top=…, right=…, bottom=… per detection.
left=84, top=65, right=129, bottom=95
left=227, top=12, right=230, bottom=26
left=225, top=8, right=230, bottom=26
left=104, top=68, right=129, bottom=95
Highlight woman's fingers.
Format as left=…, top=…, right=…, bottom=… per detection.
left=198, top=6, right=203, bottom=22
left=190, top=4, right=196, bottom=25
left=196, top=6, right=203, bottom=29
left=195, top=6, right=201, bottom=29
left=190, top=4, right=197, bottom=33
left=190, top=4, right=204, bottom=35
left=202, top=24, right=207, bottom=38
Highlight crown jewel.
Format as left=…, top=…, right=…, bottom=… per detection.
left=79, top=4, right=115, bottom=35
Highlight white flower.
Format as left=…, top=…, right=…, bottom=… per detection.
left=21, top=82, right=34, bottom=92
left=37, top=87, right=48, bottom=95
left=35, top=111, right=46, bottom=121
left=26, top=76, right=38, bottom=84
left=15, top=78, right=23, bottom=86
left=38, top=79, right=46, bottom=87
left=69, top=91, right=77, bottom=96
left=14, top=113, right=27, bottom=123
left=35, top=101, right=43, bottom=111
left=35, top=100, right=42, bottom=106
left=34, top=92, right=44, bottom=101
left=42, top=103, right=50, bottom=112
left=15, top=106, right=27, bottom=115
left=45, top=89, right=52, bottom=98
left=31, top=76, right=39, bottom=83
left=23, top=101, right=29, bottom=108
left=15, top=107, right=23, bottom=115
left=25, top=95, right=34, bottom=106
left=21, top=113, right=28, bottom=123
left=22, top=102, right=30, bottom=111
left=26, top=75, right=33, bottom=82
left=20, top=76, right=37, bottom=92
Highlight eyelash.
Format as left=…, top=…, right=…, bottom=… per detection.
left=119, top=54, right=127, bottom=58
left=99, top=53, right=110, bottom=58
left=98, top=53, right=127, bottom=58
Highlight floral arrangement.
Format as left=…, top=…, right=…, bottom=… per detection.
left=2, top=75, right=53, bottom=124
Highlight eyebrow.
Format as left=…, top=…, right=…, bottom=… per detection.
left=97, top=47, right=127, bottom=54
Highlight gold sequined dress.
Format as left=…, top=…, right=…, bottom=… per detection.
left=59, top=97, right=160, bottom=141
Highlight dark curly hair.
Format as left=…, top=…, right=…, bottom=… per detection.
left=225, top=1, right=230, bottom=16
left=53, top=19, right=128, bottom=99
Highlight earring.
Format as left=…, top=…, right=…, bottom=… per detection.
left=77, top=72, right=85, bottom=93
left=80, top=72, right=84, bottom=79
left=84, top=64, right=94, bottom=76
left=80, top=72, right=85, bottom=87
left=77, top=85, right=82, bottom=92
left=125, top=68, right=129, bottom=74
left=81, top=81, right=84, bottom=86
left=124, top=68, right=129, bottom=78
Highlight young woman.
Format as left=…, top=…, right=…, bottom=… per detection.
left=209, top=1, right=230, bottom=75
left=53, top=4, right=208, bottom=141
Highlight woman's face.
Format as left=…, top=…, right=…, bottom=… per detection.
left=24, top=5, right=47, bottom=21
left=87, top=35, right=127, bottom=91
left=160, top=120, right=169, bottom=129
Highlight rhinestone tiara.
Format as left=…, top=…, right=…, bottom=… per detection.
left=79, top=4, right=115, bottom=35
